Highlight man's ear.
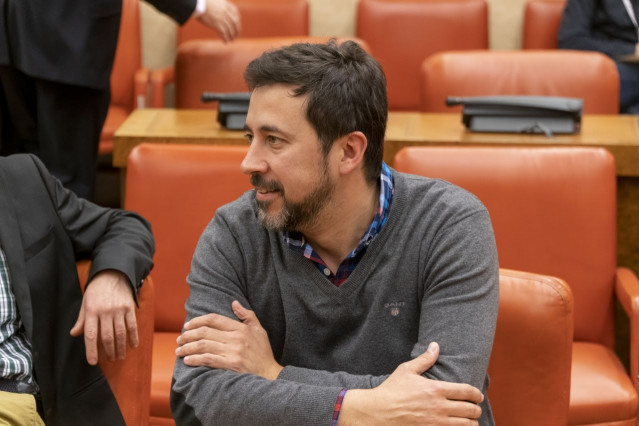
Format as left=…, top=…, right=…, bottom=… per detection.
left=337, top=131, right=368, bottom=175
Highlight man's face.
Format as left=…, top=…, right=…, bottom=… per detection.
left=241, top=84, right=335, bottom=231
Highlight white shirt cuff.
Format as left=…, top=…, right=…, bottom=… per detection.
left=193, top=0, right=206, bottom=18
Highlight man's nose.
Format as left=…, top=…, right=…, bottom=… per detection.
left=240, top=141, right=268, bottom=175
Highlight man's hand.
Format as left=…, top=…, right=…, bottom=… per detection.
left=339, top=343, right=483, bottom=425
left=198, top=0, right=241, bottom=43
left=176, top=301, right=283, bottom=379
left=70, top=270, right=138, bottom=366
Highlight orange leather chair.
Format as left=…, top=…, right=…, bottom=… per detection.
left=490, top=269, right=573, bottom=425
left=124, top=144, right=251, bottom=426
left=393, top=146, right=639, bottom=425
left=356, top=0, right=488, bottom=111
left=420, top=50, right=619, bottom=114
left=522, top=0, right=566, bottom=49
left=76, top=260, right=155, bottom=426
left=151, top=36, right=370, bottom=109
left=100, top=0, right=149, bottom=155
left=177, top=0, right=308, bottom=44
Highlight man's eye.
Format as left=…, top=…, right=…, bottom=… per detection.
left=244, top=133, right=254, bottom=143
left=266, top=135, right=282, bottom=144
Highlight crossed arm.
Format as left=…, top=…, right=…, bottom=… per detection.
left=171, top=197, right=498, bottom=425
left=176, top=301, right=484, bottom=425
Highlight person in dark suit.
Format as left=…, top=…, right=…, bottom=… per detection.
left=558, top=0, right=639, bottom=114
left=0, top=153, right=155, bottom=425
left=0, top=0, right=240, bottom=200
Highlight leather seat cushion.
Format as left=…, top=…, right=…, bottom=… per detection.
left=150, top=331, right=180, bottom=419
left=569, top=342, right=638, bottom=424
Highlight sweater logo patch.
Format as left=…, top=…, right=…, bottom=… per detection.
left=384, top=301, right=405, bottom=317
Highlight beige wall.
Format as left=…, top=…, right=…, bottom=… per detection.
left=140, top=0, right=525, bottom=70
left=488, top=0, right=527, bottom=50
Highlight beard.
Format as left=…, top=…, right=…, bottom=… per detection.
left=251, top=161, right=334, bottom=232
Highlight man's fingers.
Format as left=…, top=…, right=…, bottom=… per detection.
left=83, top=315, right=100, bottom=365
left=181, top=349, right=246, bottom=374
left=185, top=312, right=241, bottom=331
left=231, top=301, right=260, bottom=326
left=183, top=353, right=227, bottom=370
left=224, top=2, right=240, bottom=38
left=445, top=382, right=484, bottom=405
left=114, top=315, right=127, bottom=360
left=447, top=399, right=482, bottom=420
left=178, top=325, right=228, bottom=346
left=227, top=1, right=239, bottom=22
left=401, top=342, right=440, bottom=375
left=100, top=316, right=116, bottom=362
left=177, top=339, right=226, bottom=358
left=126, top=309, right=139, bottom=349
left=70, top=305, right=85, bottom=337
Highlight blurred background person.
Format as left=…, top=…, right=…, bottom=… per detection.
left=0, top=0, right=240, bottom=200
left=558, top=0, right=639, bottom=114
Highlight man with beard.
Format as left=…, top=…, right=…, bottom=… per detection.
left=171, top=40, right=499, bottom=425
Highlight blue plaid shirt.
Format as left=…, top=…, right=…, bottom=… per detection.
left=0, top=246, right=35, bottom=385
left=284, top=162, right=394, bottom=286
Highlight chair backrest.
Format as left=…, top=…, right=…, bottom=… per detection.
left=420, top=50, right=619, bottom=114
left=76, top=260, right=154, bottom=426
left=177, top=0, right=309, bottom=45
left=124, top=144, right=251, bottom=332
left=101, top=0, right=143, bottom=155
left=356, top=0, right=488, bottom=111
left=110, top=0, right=142, bottom=112
left=489, top=269, right=573, bottom=425
left=393, top=146, right=617, bottom=347
left=174, top=36, right=370, bottom=109
left=522, top=0, right=566, bottom=49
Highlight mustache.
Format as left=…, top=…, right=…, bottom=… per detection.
left=250, top=174, right=283, bottom=192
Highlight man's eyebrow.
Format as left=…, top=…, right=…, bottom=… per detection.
left=259, top=125, right=283, bottom=134
left=244, top=124, right=293, bottom=139
left=242, top=124, right=281, bottom=134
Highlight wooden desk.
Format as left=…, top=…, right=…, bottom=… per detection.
left=113, top=108, right=639, bottom=279
left=114, top=109, right=639, bottom=176
left=113, top=109, right=247, bottom=168
left=384, top=112, right=639, bottom=177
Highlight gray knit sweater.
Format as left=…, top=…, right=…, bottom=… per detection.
left=171, top=170, right=499, bottom=425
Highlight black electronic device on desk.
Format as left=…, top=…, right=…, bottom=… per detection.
left=201, top=92, right=251, bottom=130
left=446, top=95, right=583, bottom=137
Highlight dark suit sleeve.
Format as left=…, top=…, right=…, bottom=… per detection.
left=145, top=0, right=198, bottom=25
left=29, top=155, right=155, bottom=301
left=557, top=0, right=636, bottom=57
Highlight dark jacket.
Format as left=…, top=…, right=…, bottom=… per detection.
left=558, top=0, right=639, bottom=58
left=0, top=154, right=154, bottom=425
left=0, top=0, right=195, bottom=89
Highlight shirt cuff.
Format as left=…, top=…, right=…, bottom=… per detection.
left=192, top=0, right=206, bottom=18
left=332, top=388, right=347, bottom=426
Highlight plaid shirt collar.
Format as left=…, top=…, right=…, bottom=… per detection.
left=283, top=162, right=394, bottom=286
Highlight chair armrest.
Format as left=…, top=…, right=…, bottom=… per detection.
left=615, top=266, right=639, bottom=390
left=75, top=259, right=155, bottom=425
left=76, top=259, right=92, bottom=289
left=134, top=67, right=151, bottom=109
left=150, top=66, right=175, bottom=108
